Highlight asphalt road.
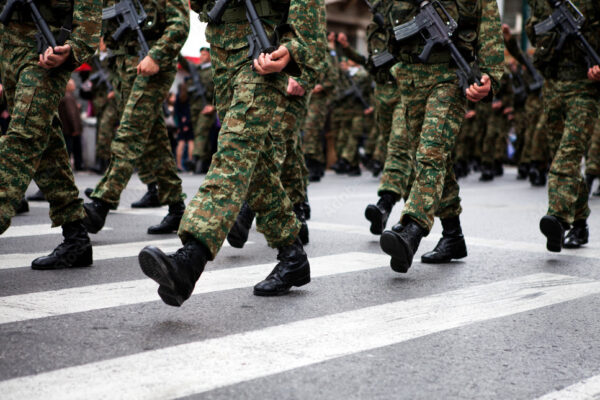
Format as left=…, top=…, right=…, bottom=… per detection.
left=1, top=167, right=600, bottom=400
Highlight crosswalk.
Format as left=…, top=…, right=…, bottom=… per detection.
left=2, top=213, right=600, bottom=399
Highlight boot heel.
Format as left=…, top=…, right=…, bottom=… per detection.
left=293, top=274, right=311, bottom=287
left=74, top=246, right=93, bottom=267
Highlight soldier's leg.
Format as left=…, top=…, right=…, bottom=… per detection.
left=303, top=92, right=329, bottom=165
left=340, top=113, right=364, bottom=171
left=584, top=119, right=600, bottom=189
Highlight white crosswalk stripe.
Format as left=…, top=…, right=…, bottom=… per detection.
left=2, top=224, right=113, bottom=238
left=535, top=374, right=600, bottom=400
left=0, top=273, right=598, bottom=399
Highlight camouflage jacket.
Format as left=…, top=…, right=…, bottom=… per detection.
left=526, top=0, right=600, bottom=81
left=103, top=0, right=189, bottom=69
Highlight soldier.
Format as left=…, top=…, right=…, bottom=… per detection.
left=585, top=118, right=600, bottom=194
left=379, top=0, right=504, bottom=273
left=138, top=0, right=323, bottom=306
left=0, top=0, right=101, bottom=268
left=184, top=47, right=216, bottom=175
left=83, top=0, right=190, bottom=235
left=526, top=0, right=600, bottom=252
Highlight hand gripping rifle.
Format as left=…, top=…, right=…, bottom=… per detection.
left=207, top=0, right=277, bottom=60
left=393, top=0, right=482, bottom=93
left=180, top=56, right=207, bottom=107
left=341, top=71, right=370, bottom=110
left=0, top=0, right=70, bottom=54
left=89, top=57, right=114, bottom=93
left=534, top=0, right=600, bottom=68
left=102, top=0, right=150, bottom=60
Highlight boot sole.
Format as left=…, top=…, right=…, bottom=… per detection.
left=380, top=231, right=412, bottom=273
left=138, top=247, right=184, bottom=307
left=365, top=205, right=385, bottom=235
left=31, top=246, right=93, bottom=270
left=253, top=274, right=311, bottom=297
left=540, top=217, right=563, bottom=253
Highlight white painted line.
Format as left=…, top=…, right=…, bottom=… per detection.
left=535, top=374, right=600, bottom=400
left=1, top=273, right=597, bottom=399
left=2, top=224, right=112, bottom=239
left=0, top=252, right=389, bottom=324
left=0, top=239, right=248, bottom=271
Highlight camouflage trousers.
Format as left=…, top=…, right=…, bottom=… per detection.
left=544, top=79, right=599, bottom=223
left=518, top=95, right=543, bottom=164
left=363, top=110, right=376, bottom=156
left=0, top=26, right=85, bottom=233
left=372, top=81, right=401, bottom=164
left=481, top=109, right=508, bottom=164
left=585, top=119, right=600, bottom=177
left=302, top=90, right=331, bottom=164
left=455, top=116, right=476, bottom=162
left=191, top=101, right=217, bottom=161
left=339, top=108, right=365, bottom=167
left=273, top=94, right=309, bottom=206
left=96, top=97, right=119, bottom=160
left=389, top=63, right=464, bottom=232
left=91, top=54, right=184, bottom=208
left=178, top=46, right=300, bottom=259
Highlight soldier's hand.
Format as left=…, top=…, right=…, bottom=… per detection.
left=503, top=107, right=513, bottom=115
left=364, top=106, right=374, bottom=115
left=492, top=100, right=503, bottom=110
left=253, top=46, right=290, bottom=75
left=201, top=105, right=215, bottom=114
left=588, top=65, right=600, bottom=81
left=312, top=84, right=324, bottom=93
left=465, top=109, right=476, bottom=119
left=337, top=33, right=349, bottom=48
left=466, top=74, right=491, bottom=102
left=137, top=56, right=160, bottom=76
left=0, top=83, right=3, bottom=98
left=502, top=24, right=512, bottom=42
left=107, top=91, right=115, bottom=100
left=38, top=45, right=71, bottom=69
left=287, top=77, right=306, bottom=96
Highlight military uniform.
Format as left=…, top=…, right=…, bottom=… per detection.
left=0, top=0, right=101, bottom=268
left=188, top=60, right=216, bottom=168
left=527, top=0, right=600, bottom=251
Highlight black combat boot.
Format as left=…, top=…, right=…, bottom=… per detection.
left=564, top=219, right=589, bottom=249
left=147, top=201, right=185, bottom=234
left=26, top=189, right=45, bottom=201
left=302, top=201, right=311, bottom=221
left=227, top=202, right=255, bottom=248
left=83, top=198, right=110, bottom=234
left=138, top=240, right=208, bottom=307
left=332, top=158, right=350, bottom=174
left=517, top=163, right=529, bottom=180
left=370, top=160, right=383, bottom=177
left=421, top=216, right=467, bottom=263
left=479, top=163, right=494, bottom=181
left=539, top=215, right=569, bottom=253
left=31, top=220, right=92, bottom=270
left=529, top=164, right=547, bottom=187
left=493, top=160, right=504, bottom=177
left=84, top=187, right=94, bottom=200
left=586, top=174, right=596, bottom=192
left=380, top=218, right=427, bottom=273
left=365, top=191, right=397, bottom=235
left=131, top=183, right=161, bottom=208
left=293, top=203, right=309, bottom=245
left=16, top=197, right=29, bottom=214
left=253, top=238, right=310, bottom=296
left=347, top=164, right=362, bottom=176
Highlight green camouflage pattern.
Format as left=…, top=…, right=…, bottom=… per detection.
left=372, top=80, right=401, bottom=164
left=302, top=90, right=329, bottom=164
left=189, top=63, right=216, bottom=161
left=92, top=0, right=189, bottom=208
left=96, top=96, right=119, bottom=160
left=585, top=119, right=600, bottom=176
left=0, top=0, right=101, bottom=233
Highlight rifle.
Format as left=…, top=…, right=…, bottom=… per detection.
left=207, top=0, right=277, bottom=60
left=89, top=57, right=114, bottom=93
left=340, top=71, right=370, bottom=110
left=180, top=57, right=207, bottom=107
left=362, top=0, right=385, bottom=28
left=0, top=0, right=69, bottom=54
left=393, top=0, right=482, bottom=93
left=520, top=54, right=544, bottom=92
left=102, top=0, right=150, bottom=60
left=510, top=69, right=527, bottom=106
left=534, top=0, right=600, bottom=68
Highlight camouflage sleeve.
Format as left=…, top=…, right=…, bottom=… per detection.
left=280, top=0, right=325, bottom=85
left=148, top=0, right=190, bottom=68
left=342, top=46, right=368, bottom=67
left=321, top=51, right=339, bottom=91
left=66, top=0, right=103, bottom=65
left=476, top=0, right=505, bottom=95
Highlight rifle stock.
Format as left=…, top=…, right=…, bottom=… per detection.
left=102, top=0, right=150, bottom=59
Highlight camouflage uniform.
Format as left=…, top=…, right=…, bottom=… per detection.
left=527, top=0, right=600, bottom=224
left=585, top=119, right=600, bottom=177
left=188, top=61, right=216, bottom=163
left=389, top=0, right=504, bottom=231
left=91, top=0, right=189, bottom=208
left=0, top=0, right=101, bottom=233
left=182, top=0, right=323, bottom=258
left=481, top=70, right=512, bottom=166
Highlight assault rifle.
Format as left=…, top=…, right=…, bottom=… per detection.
left=180, top=57, right=207, bottom=107
left=89, top=57, right=114, bottom=93
left=520, top=54, right=544, bottom=92
left=534, top=0, right=600, bottom=67
left=0, top=0, right=69, bottom=54
left=207, top=0, right=277, bottom=60
left=340, top=71, right=370, bottom=110
left=393, top=0, right=482, bottom=93
left=102, top=0, right=150, bottom=59
left=510, top=69, right=527, bottom=106
left=363, top=0, right=384, bottom=28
